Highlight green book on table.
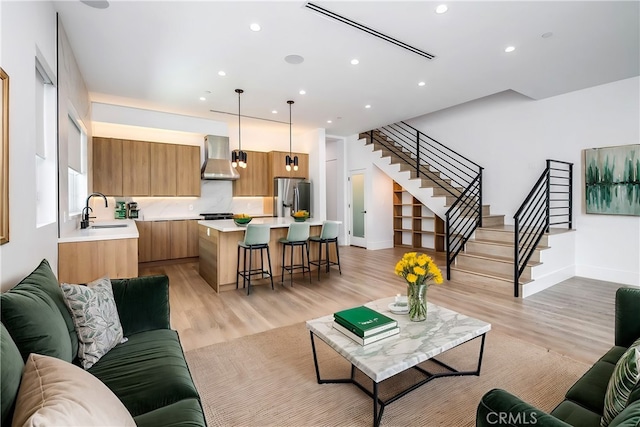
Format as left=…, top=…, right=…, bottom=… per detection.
left=333, top=305, right=397, bottom=337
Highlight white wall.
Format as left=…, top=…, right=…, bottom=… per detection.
left=406, top=77, right=640, bottom=286
left=0, top=1, right=59, bottom=290
left=346, top=135, right=394, bottom=250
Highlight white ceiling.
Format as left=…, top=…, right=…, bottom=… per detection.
left=53, top=1, right=640, bottom=137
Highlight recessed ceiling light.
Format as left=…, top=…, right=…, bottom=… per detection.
left=218, top=71, right=226, bottom=76
left=327, top=120, right=332, bottom=124
left=435, top=4, right=448, bottom=14
left=299, top=90, right=306, bottom=95
left=418, top=81, right=426, bottom=87
left=250, top=23, right=261, bottom=32
left=542, top=32, right=554, bottom=39
left=199, top=97, right=206, bottom=101
left=365, top=104, right=371, bottom=109
left=350, top=58, right=359, bottom=65
left=272, top=110, right=278, bottom=114
left=505, top=46, right=516, bottom=53
left=80, top=0, right=109, bottom=9
left=285, top=54, right=305, bottom=65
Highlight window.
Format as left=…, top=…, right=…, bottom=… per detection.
left=68, top=116, right=87, bottom=215
left=35, top=58, right=57, bottom=228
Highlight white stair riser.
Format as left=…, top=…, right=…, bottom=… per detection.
left=449, top=269, right=519, bottom=297
left=456, top=254, right=532, bottom=279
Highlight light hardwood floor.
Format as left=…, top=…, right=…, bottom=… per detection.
left=140, top=246, right=622, bottom=364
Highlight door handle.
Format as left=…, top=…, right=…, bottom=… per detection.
left=361, top=211, right=367, bottom=214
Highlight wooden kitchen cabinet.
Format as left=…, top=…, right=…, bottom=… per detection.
left=122, top=140, right=150, bottom=196
left=233, top=150, right=269, bottom=196
left=136, top=220, right=153, bottom=262
left=176, top=145, right=201, bottom=196
left=58, top=239, right=138, bottom=283
left=291, top=153, right=309, bottom=179
left=150, top=143, right=177, bottom=196
left=93, top=137, right=123, bottom=196
left=269, top=151, right=290, bottom=178
left=138, top=219, right=199, bottom=262
left=94, top=138, right=201, bottom=197
left=151, top=221, right=171, bottom=261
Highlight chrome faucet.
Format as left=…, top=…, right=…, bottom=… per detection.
left=81, top=192, right=108, bottom=229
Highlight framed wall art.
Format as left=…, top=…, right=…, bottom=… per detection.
left=585, top=144, right=640, bottom=216
left=1, top=67, right=8, bottom=244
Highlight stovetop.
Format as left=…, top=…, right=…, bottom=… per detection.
left=200, top=212, right=234, bottom=220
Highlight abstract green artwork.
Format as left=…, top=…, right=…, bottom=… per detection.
left=585, top=144, right=640, bottom=216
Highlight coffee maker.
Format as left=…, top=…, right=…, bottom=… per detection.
left=127, top=202, right=139, bottom=219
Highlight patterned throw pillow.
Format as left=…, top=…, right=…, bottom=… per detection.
left=61, top=276, right=124, bottom=370
left=601, top=343, right=640, bottom=426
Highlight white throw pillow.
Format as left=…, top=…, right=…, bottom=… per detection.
left=11, top=353, right=135, bottom=427
left=61, top=276, right=124, bottom=369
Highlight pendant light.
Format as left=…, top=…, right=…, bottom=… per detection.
left=232, top=89, right=247, bottom=168
left=285, top=100, right=298, bottom=172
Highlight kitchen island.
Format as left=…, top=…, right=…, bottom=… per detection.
left=198, top=217, right=336, bottom=292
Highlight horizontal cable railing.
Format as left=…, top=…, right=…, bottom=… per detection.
left=513, top=159, right=573, bottom=297
left=364, top=122, right=483, bottom=279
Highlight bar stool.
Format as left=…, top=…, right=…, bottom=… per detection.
left=309, top=221, right=342, bottom=279
left=279, top=222, right=311, bottom=286
left=236, top=224, right=274, bottom=295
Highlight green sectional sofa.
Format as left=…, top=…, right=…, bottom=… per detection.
left=476, top=287, right=640, bottom=427
left=1, top=259, right=207, bottom=427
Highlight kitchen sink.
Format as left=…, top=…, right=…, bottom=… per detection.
left=90, top=224, right=128, bottom=229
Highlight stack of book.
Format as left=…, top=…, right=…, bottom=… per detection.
left=333, top=306, right=399, bottom=345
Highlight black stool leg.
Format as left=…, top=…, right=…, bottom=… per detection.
left=281, top=243, right=286, bottom=284
left=290, top=242, right=295, bottom=287
left=236, top=245, right=241, bottom=289
left=247, top=246, right=253, bottom=295
left=334, top=238, right=342, bottom=275
left=305, top=242, right=311, bottom=284
left=325, top=240, right=330, bottom=274
left=266, top=245, right=274, bottom=290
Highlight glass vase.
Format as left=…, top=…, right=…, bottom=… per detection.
left=407, top=283, right=428, bottom=321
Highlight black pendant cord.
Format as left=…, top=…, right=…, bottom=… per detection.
left=237, top=89, right=242, bottom=154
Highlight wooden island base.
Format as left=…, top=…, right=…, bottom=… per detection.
left=198, top=221, right=338, bottom=293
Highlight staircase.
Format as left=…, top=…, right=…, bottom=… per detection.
left=357, top=125, right=575, bottom=298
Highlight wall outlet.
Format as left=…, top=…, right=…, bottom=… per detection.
left=207, top=228, right=210, bottom=237
left=188, top=204, right=194, bottom=211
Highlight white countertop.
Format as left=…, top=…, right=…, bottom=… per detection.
left=198, top=217, right=329, bottom=232
left=135, top=214, right=203, bottom=221
left=58, top=220, right=139, bottom=243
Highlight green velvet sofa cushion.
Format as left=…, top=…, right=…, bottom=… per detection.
left=608, top=400, right=640, bottom=427
left=564, top=360, right=616, bottom=414
left=0, top=260, right=73, bottom=362
left=615, top=288, right=640, bottom=348
left=550, top=401, right=602, bottom=427
left=601, top=346, right=628, bottom=365
left=111, top=275, right=171, bottom=336
left=134, top=398, right=207, bottom=427
left=88, top=329, right=200, bottom=417
left=1, top=324, right=24, bottom=427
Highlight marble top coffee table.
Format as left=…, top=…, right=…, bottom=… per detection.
left=306, top=297, right=491, bottom=427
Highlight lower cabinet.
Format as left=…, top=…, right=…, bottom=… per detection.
left=58, top=239, right=138, bottom=284
left=137, top=220, right=199, bottom=262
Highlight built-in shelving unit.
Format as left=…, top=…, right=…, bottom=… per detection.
left=393, top=182, right=445, bottom=252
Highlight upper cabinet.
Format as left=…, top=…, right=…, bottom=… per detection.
left=93, top=137, right=123, bottom=196
left=268, top=151, right=309, bottom=179
left=233, top=150, right=269, bottom=196
left=122, top=140, right=150, bottom=196
left=93, top=138, right=201, bottom=197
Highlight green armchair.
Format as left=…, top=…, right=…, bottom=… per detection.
left=476, top=287, right=640, bottom=427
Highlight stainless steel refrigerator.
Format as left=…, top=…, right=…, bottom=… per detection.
left=273, top=178, right=311, bottom=218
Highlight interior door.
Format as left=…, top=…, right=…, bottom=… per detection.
left=350, top=170, right=366, bottom=247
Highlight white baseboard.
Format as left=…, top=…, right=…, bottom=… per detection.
left=575, top=265, right=640, bottom=287
left=522, top=265, right=576, bottom=298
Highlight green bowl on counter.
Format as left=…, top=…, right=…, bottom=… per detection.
left=233, top=217, right=252, bottom=226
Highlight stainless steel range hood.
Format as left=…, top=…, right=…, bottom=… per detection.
left=201, top=135, right=240, bottom=180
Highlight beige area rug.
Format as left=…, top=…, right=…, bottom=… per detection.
left=185, top=322, right=589, bottom=427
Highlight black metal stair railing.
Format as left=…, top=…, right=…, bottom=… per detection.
left=365, top=121, right=483, bottom=279
left=513, top=160, right=573, bottom=297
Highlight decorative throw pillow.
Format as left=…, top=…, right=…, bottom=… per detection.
left=61, top=276, right=125, bottom=369
left=11, top=353, right=136, bottom=427
left=601, top=344, right=640, bottom=426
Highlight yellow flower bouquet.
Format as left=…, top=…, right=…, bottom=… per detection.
left=394, top=252, right=443, bottom=321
